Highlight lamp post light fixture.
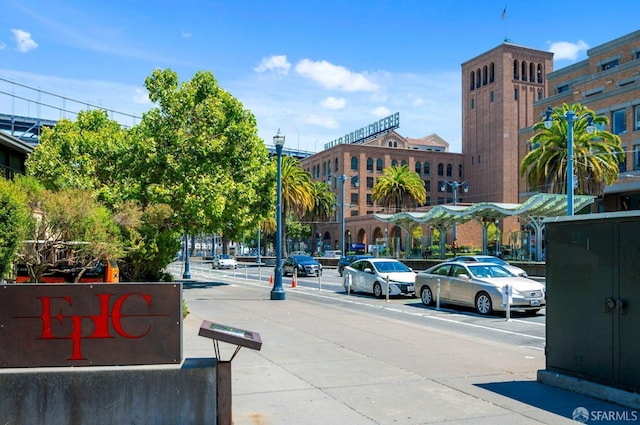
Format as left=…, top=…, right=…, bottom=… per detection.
left=439, top=180, right=469, bottom=240
left=543, top=106, right=595, bottom=216
left=271, top=129, right=286, bottom=301
left=327, top=172, right=358, bottom=257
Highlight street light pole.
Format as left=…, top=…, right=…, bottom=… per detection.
left=271, top=129, right=286, bottom=300
left=544, top=106, right=595, bottom=216
left=440, top=180, right=469, bottom=240
left=182, top=233, right=191, bottom=279
left=340, top=174, right=347, bottom=255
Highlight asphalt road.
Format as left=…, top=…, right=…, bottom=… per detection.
left=169, top=261, right=546, bottom=352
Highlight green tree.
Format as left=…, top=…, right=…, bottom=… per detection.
left=12, top=178, right=122, bottom=283
left=134, top=68, right=274, bottom=241
left=520, top=102, right=624, bottom=197
left=0, top=177, right=30, bottom=282
left=371, top=164, right=426, bottom=212
left=280, top=155, right=314, bottom=256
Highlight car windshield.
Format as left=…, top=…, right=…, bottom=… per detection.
left=373, top=261, right=411, bottom=273
left=293, top=255, right=314, bottom=262
left=219, top=254, right=232, bottom=259
left=468, top=264, right=512, bottom=278
left=477, top=257, right=507, bottom=266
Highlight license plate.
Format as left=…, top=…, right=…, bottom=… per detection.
left=530, top=299, right=540, bottom=306
left=407, top=285, right=415, bottom=292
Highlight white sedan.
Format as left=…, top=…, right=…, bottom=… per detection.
left=415, top=261, right=545, bottom=315
left=343, top=258, right=416, bottom=297
left=212, top=254, right=237, bottom=269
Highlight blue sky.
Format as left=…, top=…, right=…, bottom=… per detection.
left=1, top=1, right=638, bottom=153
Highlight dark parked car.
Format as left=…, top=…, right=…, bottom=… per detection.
left=283, top=255, right=322, bottom=277
left=338, top=254, right=374, bottom=276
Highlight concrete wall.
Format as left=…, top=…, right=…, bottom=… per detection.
left=0, top=358, right=217, bottom=425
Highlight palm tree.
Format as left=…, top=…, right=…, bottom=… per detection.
left=371, top=164, right=426, bottom=212
left=520, top=102, right=624, bottom=197
left=280, top=155, right=314, bottom=256
left=303, top=181, right=336, bottom=253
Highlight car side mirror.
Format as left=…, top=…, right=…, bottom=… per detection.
left=458, top=274, right=470, bottom=281
left=364, top=268, right=373, bottom=274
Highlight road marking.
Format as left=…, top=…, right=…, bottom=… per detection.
left=171, top=265, right=545, bottom=342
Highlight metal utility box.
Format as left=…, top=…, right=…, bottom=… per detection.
left=545, top=211, right=640, bottom=393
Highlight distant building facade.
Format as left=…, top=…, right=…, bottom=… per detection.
left=522, top=29, right=640, bottom=212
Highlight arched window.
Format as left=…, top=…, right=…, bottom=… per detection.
left=415, top=162, right=422, bottom=174
left=424, top=162, right=430, bottom=175
left=537, top=64, right=543, bottom=83
left=529, top=62, right=535, bottom=82
left=366, top=157, right=373, bottom=171
left=438, top=163, right=444, bottom=176
left=388, top=141, right=393, bottom=147
left=334, top=158, right=338, bottom=172
left=482, top=65, right=488, bottom=85
left=470, top=71, right=475, bottom=91
left=513, top=60, right=519, bottom=80
left=401, top=160, right=407, bottom=167
left=476, top=68, right=481, bottom=88
left=458, top=164, right=463, bottom=178
left=521, top=61, right=527, bottom=81
left=350, top=156, right=358, bottom=171
left=376, top=158, right=383, bottom=172
left=392, top=159, right=398, bottom=167
left=489, top=63, right=495, bottom=83
left=446, top=164, right=452, bottom=177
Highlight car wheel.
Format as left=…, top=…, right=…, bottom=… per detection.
left=475, top=292, right=493, bottom=315
left=338, top=267, right=343, bottom=277
left=373, top=282, right=383, bottom=298
left=420, top=286, right=433, bottom=306
left=525, top=309, right=540, bottom=316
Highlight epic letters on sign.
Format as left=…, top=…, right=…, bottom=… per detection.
left=0, top=283, right=182, bottom=367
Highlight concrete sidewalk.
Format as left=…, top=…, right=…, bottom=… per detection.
left=180, top=278, right=629, bottom=425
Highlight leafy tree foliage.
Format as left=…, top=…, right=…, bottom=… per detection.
left=0, top=177, right=30, bottom=282
left=131, top=68, right=274, bottom=240
left=11, top=177, right=122, bottom=283
left=520, top=103, right=624, bottom=196
left=371, top=164, right=426, bottom=212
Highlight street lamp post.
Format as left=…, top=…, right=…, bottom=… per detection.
left=271, top=129, right=286, bottom=300
left=182, top=233, right=191, bottom=279
left=543, top=106, right=595, bottom=216
left=328, top=173, right=358, bottom=256
left=440, top=180, right=469, bottom=240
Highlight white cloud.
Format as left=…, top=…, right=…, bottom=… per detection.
left=411, top=96, right=424, bottom=107
left=181, top=31, right=192, bottom=39
left=547, top=40, right=589, bottom=61
left=0, top=42, right=6, bottom=50
left=254, top=55, right=291, bottom=75
left=321, top=96, right=346, bottom=110
left=370, top=106, right=391, bottom=117
left=133, top=88, right=150, bottom=105
left=303, top=114, right=340, bottom=129
left=295, top=59, right=379, bottom=92
left=11, top=29, right=38, bottom=53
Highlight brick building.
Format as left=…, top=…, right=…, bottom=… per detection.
left=521, top=29, right=640, bottom=212
left=299, top=29, right=640, bottom=256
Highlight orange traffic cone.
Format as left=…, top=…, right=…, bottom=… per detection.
left=269, top=275, right=273, bottom=285
left=291, top=273, right=297, bottom=288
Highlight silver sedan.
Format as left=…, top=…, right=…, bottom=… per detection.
left=415, top=261, right=545, bottom=315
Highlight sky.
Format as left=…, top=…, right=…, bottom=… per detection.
left=1, top=1, right=638, bottom=154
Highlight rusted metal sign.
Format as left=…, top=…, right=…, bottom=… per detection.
left=0, top=283, right=182, bottom=367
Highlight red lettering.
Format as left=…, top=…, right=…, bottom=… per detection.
left=111, top=293, right=152, bottom=339
left=37, top=296, right=72, bottom=339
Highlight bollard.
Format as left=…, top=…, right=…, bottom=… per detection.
left=318, top=272, right=322, bottom=291
left=502, top=284, right=512, bottom=322
left=346, top=274, right=352, bottom=294
left=436, top=278, right=441, bottom=310
left=385, top=275, right=390, bottom=302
